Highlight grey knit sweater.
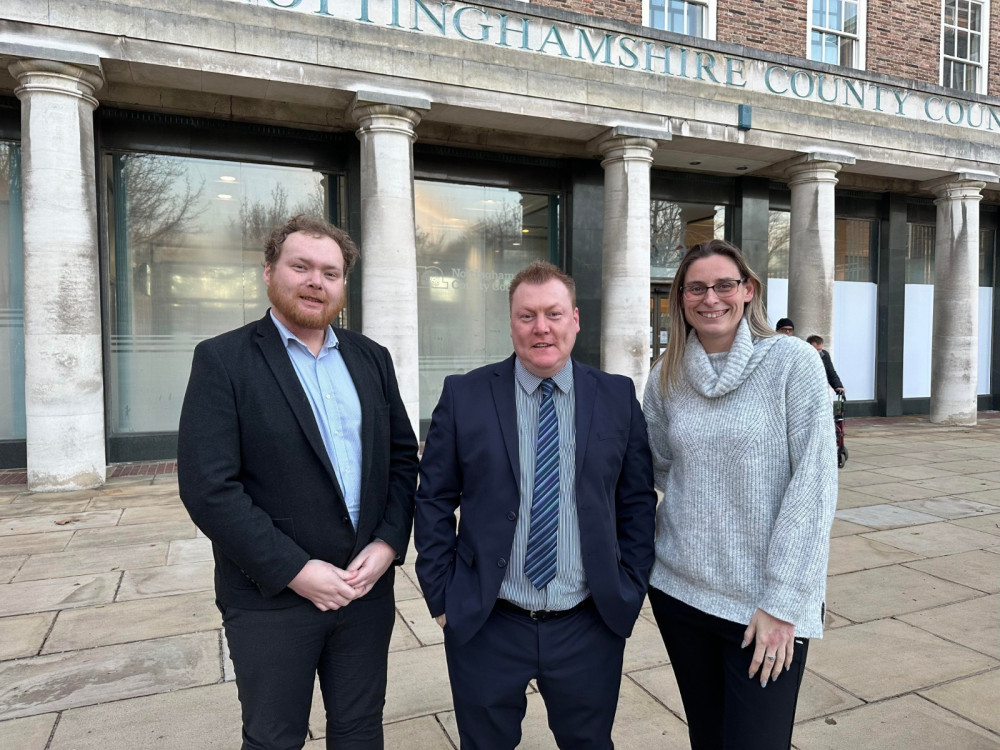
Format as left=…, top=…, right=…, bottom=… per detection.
left=642, top=319, right=838, bottom=638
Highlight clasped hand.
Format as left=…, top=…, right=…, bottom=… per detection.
left=742, top=608, right=796, bottom=687
left=287, top=540, right=396, bottom=611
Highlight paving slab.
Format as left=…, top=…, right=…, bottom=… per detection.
left=826, top=564, right=981, bottom=621
left=395, top=596, right=444, bottom=646
left=792, top=694, right=1000, bottom=750
left=627, top=664, right=685, bottom=721
left=0, top=554, right=25, bottom=582
left=43, top=590, right=220, bottom=653
left=1, top=531, right=73, bottom=555
left=115, top=560, right=215, bottom=601
left=898, top=594, right=1000, bottom=659
left=861, top=521, right=1000, bottom=557
left=389, top=610, right=421, bottom=652
left=119, top=504, right=190, bottom=525
left=951, top=488, right=1000, bottom=507
left=383, top=715, right=453, bottom=749
left=834, top=503, right=941, bottom=529
left=1, top=510, right=123, bottom=537
left=622, top=612, right=671, bottom=673
left=793, top=670, right=865, bottom=723
left=912, top=475, right=1000, bottom=494
left=828, top=518, right=871, bottom=537
left=87, top=491, right=182, bottom=511
left=919, top=668, right=1000, bottom=734
left=0, top=631, right=223, bottom=720
left=0, top=572, right=121, bottom=617
left=848, top=482, right=945, bottom=502
left=921, top=458, right=1000, bottom=474
left=805, top=619, right=998, bottom=702
left=393, top=568, right=423, bottom=602
left=826, top=535, right=923, bottom=576
left=0, top=498, right=93, bottom=519
left=13, top=542, right=168, bottom=582
left=903, top=549, right=1000, bottom=593
left=63, top=520, right=198, bottom=550
left=867, top=463, right=958, bottom=480
left=384, top=644, right=454, bottom=724
left=823, top=610, right=852, bottom=629
left=48, top=682, right=240, bottom=750
left=166, top=536, right=213, bottom=564
left=898, top=496, right=1000, bottom=519
left=0, top=612, right=56, bottom=660
left=950, top=512, right=1000, bottom=536
left=0, top=713, right=57, bottom=750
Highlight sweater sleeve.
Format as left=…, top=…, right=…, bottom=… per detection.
left=757, top=346, right=838, bottom=629
left=642, top=360, right=673, bottom=493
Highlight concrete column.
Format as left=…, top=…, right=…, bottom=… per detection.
left=922, top=173, right=998, bottom=425
left=590, top=127, right=663, bottom=395
left=785, top=152, right=853, bottom=349
left=349, top=92, right=429, bottom=438
left=10, top=58, right=106, bottom=491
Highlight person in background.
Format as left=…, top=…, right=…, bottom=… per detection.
left=643, top=240, right=837, bottom=750
left=178, top=214, right=419, bottom=750
left=807, top=334, right=845, bottom=395
left=775, top=317, right=795, bottom=335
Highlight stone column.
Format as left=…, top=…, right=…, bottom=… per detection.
left=10, top=58, right=106, bottom=491
left=785, top=152, right=854, bottom=349
left=349, top=92, right=429, bottom=438
left=590, top=127, right=663, bottom=395
left=922, top=172, right=998, bottom=425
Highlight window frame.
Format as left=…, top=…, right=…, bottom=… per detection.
left=940, top=0, right=990, bottom=94
left=806, top=0, right=867, bottom=70
left=644, top=0, right=717, bottom=40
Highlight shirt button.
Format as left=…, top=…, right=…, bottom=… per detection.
left=341, top=516, right=351, bottom=524
left=497, top=558, right=507, bottom=568
left=507, top=511, right=517, bottom=521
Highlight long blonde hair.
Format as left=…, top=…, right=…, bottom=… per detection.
left=656, top=239, right=775, bottom=395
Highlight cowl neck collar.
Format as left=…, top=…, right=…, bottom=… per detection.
left=683, top=317, right=782, bottom=398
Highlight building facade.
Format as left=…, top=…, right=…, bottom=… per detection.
left=1, top=0, right=999, bottom=489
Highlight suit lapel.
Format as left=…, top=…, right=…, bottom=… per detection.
left=490, top=356, right=520, bottom=482
left=336, top=331, right=377, bottom=534
left=253, top=314, right=345, bottom=504
left=573, top=361, right=596, bottom=484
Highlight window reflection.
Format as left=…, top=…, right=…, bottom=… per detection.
left=415, top=181, right=557, bottom=424
left=0, top=142, right=24, bottom=440
left=651, top=200, right=725, bottom=281
left=106, top=153, right=333, bottom=434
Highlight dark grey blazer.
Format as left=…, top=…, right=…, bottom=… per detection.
left=178, top=312, right=418, bottom=610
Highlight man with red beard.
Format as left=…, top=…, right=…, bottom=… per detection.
left=178, top=214, right=418, bottom=749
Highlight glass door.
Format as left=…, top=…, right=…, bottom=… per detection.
left=650, top=284, right=671, bottom=362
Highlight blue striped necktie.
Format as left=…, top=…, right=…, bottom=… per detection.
left=524, top=378, right=559, bottom=589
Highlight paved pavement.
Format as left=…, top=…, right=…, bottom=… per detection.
left=1, top=415, right=998, bottom=749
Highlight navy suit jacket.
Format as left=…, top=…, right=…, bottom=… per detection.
left=178, top=312, right=419, bottom=610
left=414, top=355, right=657, bottom=645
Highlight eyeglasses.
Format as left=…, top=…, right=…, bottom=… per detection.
left=680, top=279, right=747, bottom=299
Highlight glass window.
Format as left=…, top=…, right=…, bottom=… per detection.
left=649, top=0, right=715, bottom=38
left=106, top=153, right=336, bottom=435
left=835, top=218, right=877, bottom=282
left=0, top=142, right=24, bottom=441
left=809, top=0, right=864, bottom=68
left=650, top=200, right=725, bottom=280
left=415, top=182, right=558, bottom=426
left=768, top=210, right=791, bottom=279
left=942, top=0, right=988, bottom=93
left=906, top=224, right=936, bottom=283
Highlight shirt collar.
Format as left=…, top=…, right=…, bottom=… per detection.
left=269, top=310, right=339, bottom=352
left=514, top=357, right=574, bottom=395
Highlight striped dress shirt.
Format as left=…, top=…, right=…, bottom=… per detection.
left=498, top=358, right=589, bottom=611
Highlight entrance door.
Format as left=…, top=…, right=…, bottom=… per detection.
left=650, top=284, right=671, bottom=362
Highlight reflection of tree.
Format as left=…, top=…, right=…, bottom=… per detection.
left=477, top=202, right=522, bottom=253
left=123, top=154, right=206, bottom=247
left=236, top=182, right=326, bottom=252
left=651, top=200, right=684, bottom=273
left=767, top=211, right=790, bottom=278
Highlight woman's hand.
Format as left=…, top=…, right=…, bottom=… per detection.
left=742, top=608, right=796, bottom=687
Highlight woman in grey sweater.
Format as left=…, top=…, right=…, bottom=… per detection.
left=643, top=240, right=837, bottom=750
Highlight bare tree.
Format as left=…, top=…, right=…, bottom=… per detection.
left=236, top=181, right=326, bottom=253
left=120, top=154, right=206, bottom=247
left=651, top=200, right=684, bottom=274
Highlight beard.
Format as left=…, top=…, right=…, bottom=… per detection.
left=267, top=283, right=344, bottom=331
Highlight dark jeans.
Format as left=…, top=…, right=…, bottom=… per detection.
left=220, top=593, right=394, bottom=750
left=444, top=599, right=625, bottom=750
left=648, top=587, right=809, bottom=750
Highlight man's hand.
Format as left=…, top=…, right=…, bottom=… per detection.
left=435, top=614, right=447, bottom=628
left=835, top=387, right=845, bottom=395
left=287, top=559, right=360, bottom=611
left=346, top=540, right=397, bottom=598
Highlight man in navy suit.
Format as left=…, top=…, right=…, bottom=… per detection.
left=178, top=215, right=418, bottom=749
left=414, top=261, right=657, bottom=749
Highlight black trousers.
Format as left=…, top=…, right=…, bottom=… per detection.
left=648, top=588, right=809, bottom=750
left=444, top=599, right=626, bottom=750
left=220, top=593, right=395, bottom=750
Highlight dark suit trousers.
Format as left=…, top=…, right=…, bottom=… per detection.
left=648, top=588, right=809, bottom=750
left=444, top=600, right=626, bottom=750
left=220, top=593, right=394, bottom=750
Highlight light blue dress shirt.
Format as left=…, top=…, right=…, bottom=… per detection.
left=270, top=312, right=363, bottom=528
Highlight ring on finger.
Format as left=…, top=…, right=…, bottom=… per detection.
left=765, top=655, right=776, bottom=662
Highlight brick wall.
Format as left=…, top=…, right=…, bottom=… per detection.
left=530, top=0, right=642, bottom=25
left=866, top=0, right=940, bottom=85
left=716, top=0, right=808, bottom=56
left=988, top=7, right=1000, bottom=96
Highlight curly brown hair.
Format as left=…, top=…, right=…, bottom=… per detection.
left=264, top=214, right=359, bottom=275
